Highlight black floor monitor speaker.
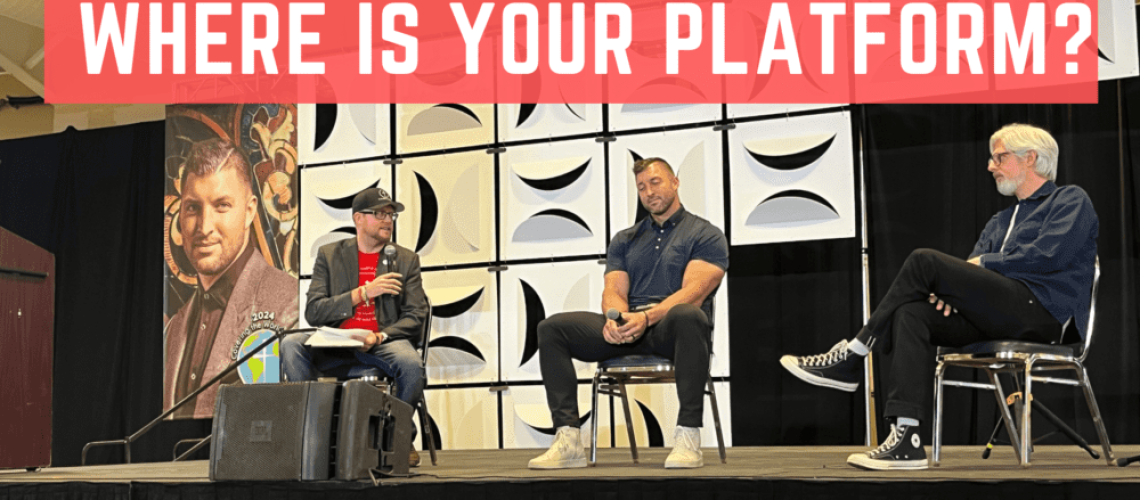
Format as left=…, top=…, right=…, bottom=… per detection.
left=209, top=382, right=338, bottom=481
left=336, top=380, right=415, bottom=479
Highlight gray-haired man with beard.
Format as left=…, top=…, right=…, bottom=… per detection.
left=780, top=124, right=1098, bottom=470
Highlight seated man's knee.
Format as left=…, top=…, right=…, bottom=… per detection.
left=280, top=334, right=307, bottom=355
left=537, top=313, right=571, bottom=346
left=665, top=303, right=706, bottom=323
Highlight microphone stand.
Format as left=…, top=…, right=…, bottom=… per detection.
left=81, top=327, right=317, bottom=465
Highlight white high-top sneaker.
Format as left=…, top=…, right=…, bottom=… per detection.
left=528, top=426, right=588, bottom=469
left=664, top=426, right=704, bottom=468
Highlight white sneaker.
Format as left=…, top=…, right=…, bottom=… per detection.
left=664, top=426, right=704, bottom=468
left=528, top=426, right=587, bottom=469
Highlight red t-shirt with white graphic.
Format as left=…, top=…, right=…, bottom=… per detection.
left=340, top=250, right=380, bottom=331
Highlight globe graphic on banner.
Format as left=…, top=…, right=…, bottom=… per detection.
left=237, top=331, right=281, bottom=384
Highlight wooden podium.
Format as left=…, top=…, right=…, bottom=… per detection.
left=0, top=226, right=54, bottom=470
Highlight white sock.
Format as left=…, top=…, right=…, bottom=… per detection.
left=847, top=339, right=870, bottom=356
left=896, top=417, right=919, bottom=428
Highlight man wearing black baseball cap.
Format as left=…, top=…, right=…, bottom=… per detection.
left=281, top=187, right=428, bottom=466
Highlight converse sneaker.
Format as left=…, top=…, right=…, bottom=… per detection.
left=528, top=426, right=587, bottom=469
left=847, top=423, right=928, bottom=470
left=779, top=340, right=863, bottom=392
left=664, top=426, right=704, bottom=468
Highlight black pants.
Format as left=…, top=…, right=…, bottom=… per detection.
left=854, top=249, right=1062, bottom=421
left=538, top=303, right=712, bottom=428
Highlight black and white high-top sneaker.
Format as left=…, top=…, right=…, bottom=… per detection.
left=779, top=340, right=863, bottom=392
left=847, top=423, right=928, bottom=470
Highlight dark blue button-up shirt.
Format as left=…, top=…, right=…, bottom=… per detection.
left=605, top=207, right=729, bottom=319
left=969, top=181, right=1098, bottom=339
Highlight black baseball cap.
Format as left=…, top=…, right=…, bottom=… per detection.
left=352, top=188, right=405, bottom=213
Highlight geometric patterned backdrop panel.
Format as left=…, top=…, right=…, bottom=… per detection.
left=299, top=161, right=393, bottom=275
left=423, top=267, right=499, bottom=384
left=500, top=260, right=606, bottom=382
left=418, top=387, right=500, bottom=451
left=395, top=151, right=497, bottom=267
left=500, top=139, right=607, bottom=261
left=728, top=111, right=856, bottom=245
left=727, top=104, right=841, bottom=119
left=498, top=104, right=603, bottom=142
left=607, top=103, right=721, bottom=132
left=397, top=104, right=495, bottom=154
left=1097, top=0, right=1140, bottom=81
left=298, top=103, right=390, bottom=164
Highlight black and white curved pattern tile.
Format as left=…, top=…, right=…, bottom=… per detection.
left=396, top=104, right=494, bottom=154
left=500, top=260, right=604, bottom=382
left=422, top=267, right=499, bottom=384
left=728, top=111, right=855, bottom=245
left=618, top=382, right=732, bottom=448
left=298, top=104, right=390, bottom=165
left=605, top=8, right=721, bottom=131
left=500, top=139, right=606, bottom=261
left=1098, top=0, right=1139, bottom=81
left=395, top=151, right=496, bottom=267
left=416, top=387, right=499, bottom=451
left=502, top=385, right=607, bottom=449
left=606, top=127, right=725, bottom=239
left=298, top=161, right=393, bottom=275
left=607, top=103, right=721, bottom=132
left=727, top=104, right=843, bottom=119
left=498, top=104, right=603, bottom=142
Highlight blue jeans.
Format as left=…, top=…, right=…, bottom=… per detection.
left=280, top=334, right=426, bottom=412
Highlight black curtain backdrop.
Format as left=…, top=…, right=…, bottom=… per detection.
left=0, top=123, right=210, bottom=467
left=2, top=88, right=1140, bottom=468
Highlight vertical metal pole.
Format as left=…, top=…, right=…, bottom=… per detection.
left=858, top=114, right=878, bottom=447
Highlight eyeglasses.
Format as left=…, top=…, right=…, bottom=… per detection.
left=989, top=151, right=1013, bottom=165
left=361, top=211, right=398, bottom=221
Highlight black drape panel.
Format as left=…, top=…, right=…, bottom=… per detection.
left=727, top=109, right=867, bottom=446
left=0, top=123, right=210, bottom=467
left=863, top=81, right=1140, bottom=446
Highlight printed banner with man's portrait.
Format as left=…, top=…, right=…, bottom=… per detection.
left=163, top=104, right=300, bottom=419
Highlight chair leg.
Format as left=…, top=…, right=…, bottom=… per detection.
left=988, top=369, right=1024, bottom=464
left=1020, top=361, right=1034, bottom=467
left=932, top=361, right=946, bottom=467
left=617, top=381, right=638, bottom=464
left=1074, top=362, right=1116, bottom=465
left=417, top=402, right=438, bottom=466
left=706, top=378, right=727, bottom=464
left=590, top=371, right=602, bottom=466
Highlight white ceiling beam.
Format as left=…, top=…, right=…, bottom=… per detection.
left=0, top=49, right=44, bottom=96
left=24, top=47, right=43, bottom=70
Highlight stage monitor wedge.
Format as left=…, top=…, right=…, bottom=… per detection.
left=209, top=382, right=338, bottom=481
left=336, top=380, right=415, bottom=479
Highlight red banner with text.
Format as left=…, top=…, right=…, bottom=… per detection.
left=45, top=0, right=1098, bottom=103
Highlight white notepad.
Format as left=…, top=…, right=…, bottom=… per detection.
left=303, top=326, right=370, bottom=348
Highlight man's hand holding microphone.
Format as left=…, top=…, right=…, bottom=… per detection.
left=604, top=308, right=649, bottom=345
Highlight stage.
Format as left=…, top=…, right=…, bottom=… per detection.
left=3, top=446, right=1139, bottom=499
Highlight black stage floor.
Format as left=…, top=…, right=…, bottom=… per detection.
left=3, top=446, right=1140, bottom=499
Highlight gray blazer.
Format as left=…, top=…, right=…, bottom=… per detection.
left=305, top=238, right=427, bottom=346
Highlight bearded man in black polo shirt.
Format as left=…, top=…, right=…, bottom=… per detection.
left=528, top=157, right=729, bottom=470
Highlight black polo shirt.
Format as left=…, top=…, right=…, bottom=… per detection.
left=605, top=207, right=729, bottom=319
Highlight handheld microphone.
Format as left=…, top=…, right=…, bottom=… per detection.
left=606, top=308, right=626, bottom=326
left=383, top=245, right=397, bottom=276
